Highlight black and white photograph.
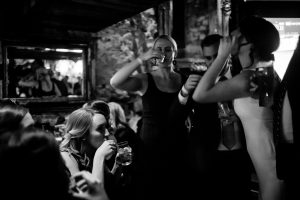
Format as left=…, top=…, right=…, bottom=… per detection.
left=1, top=0, right=299, bottom=200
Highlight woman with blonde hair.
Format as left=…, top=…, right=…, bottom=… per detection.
left=110, top=35, right=187, bottom=200
left=60, top=108, right=117, bottom=184
left=108, top=102, right=126, bottom=130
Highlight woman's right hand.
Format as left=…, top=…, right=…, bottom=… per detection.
left=140, top=48, right=163, bottom=62
left=95, top=140, right=117, bottom=160
left=184, top=74, right=202, bottom=95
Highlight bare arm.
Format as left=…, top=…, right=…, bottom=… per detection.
left=110, top=49, right=154, bottom=93
left=18, top=80, right=38, bottom=88
left=192, top=36, right=251, bottom=103
left=92, top=140, right=117, bottom=183
left=61, top=152, right=80, bottom=175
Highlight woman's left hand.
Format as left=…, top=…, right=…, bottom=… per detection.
left=218, top=36, right=237, bottom=58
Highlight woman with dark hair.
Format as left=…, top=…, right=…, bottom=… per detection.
left=192, top=15, right=284, bottom=200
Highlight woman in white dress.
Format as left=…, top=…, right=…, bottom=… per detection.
left=192, top=15, right=284, bottom=200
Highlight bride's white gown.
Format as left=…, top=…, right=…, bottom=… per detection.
left=234, top=97, right=284, bottom=200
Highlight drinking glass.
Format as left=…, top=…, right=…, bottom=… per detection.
left=150, top=50, right=165, bottom=66
left=116, top=141, right=133, bottom=166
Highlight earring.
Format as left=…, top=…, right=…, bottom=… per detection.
left=172, top=60, right=177, bottom=66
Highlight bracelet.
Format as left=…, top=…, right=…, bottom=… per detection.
left=136, top=58, right=143, bottom=65
left=180, top=86, right=189, bottom=97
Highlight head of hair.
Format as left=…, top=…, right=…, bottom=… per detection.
left=83, top=100, right=110, bottom=122
left=239, top=15, right=280, bottom=61
left=60, top=108, right=95, bottom=155
left=0, top=127, right=70, bottom=200
left=0, top=102, right=29, bottom=135
left=108, top=102, right=126, bottom=129
left=32, top=59, right=44, bottom=68
left=153, top=34, right=178, bottom=57
left=201, top=34, right=222, bottom=49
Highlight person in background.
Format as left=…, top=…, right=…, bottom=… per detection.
left=110, top=35, right=184, bottom=200
left=128, top=96, right=143, bottom=133
left=107, top=102, right=139, bottom=152
left=74, top=76, right=83, bottom=96
left=18, top=60, right=62, bottom=97
left=0, top=99, right=34, bottom=135
left=170, top=34, right=252, bottom=200
left=192, top=15, right=284, bottom=200
left=52, top=74, right=69, bottom=96
left=273, top=36, right=300, bottom=200
left=107, top=101, right=140, bottom=200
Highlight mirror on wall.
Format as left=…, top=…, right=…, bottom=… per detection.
left=1, top=43, right=87, bottom=102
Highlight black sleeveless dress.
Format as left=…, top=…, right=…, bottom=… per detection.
left=135, top=73, right=180, bottom=200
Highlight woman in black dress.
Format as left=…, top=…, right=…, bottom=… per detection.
left=110, top=35, right=184, bottom=200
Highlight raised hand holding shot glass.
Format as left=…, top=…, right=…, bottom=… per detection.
left=116, top=141, right=133, bottom=166
left=150, top=49, right=165, bottom=66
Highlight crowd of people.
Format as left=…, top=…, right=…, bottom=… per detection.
left=1, top=14, right=299, bottom=200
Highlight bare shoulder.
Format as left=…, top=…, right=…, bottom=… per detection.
left=229, top=71, right=253, bottom=92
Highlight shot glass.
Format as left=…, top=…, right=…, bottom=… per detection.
left=150, top=51, right=165, bottom=66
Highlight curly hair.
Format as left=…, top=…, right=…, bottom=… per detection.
left=59, top=108, right=95, bottom=167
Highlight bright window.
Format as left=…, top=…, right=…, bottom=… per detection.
left=266, top=18, right=300, bottom=79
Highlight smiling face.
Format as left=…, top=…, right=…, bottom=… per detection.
left=153, top=38, right=176, bottom=67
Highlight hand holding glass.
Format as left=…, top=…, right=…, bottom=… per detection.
left=116, top=141, right=133, bottom=166
left=150, top=50, right=165, bottom=66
